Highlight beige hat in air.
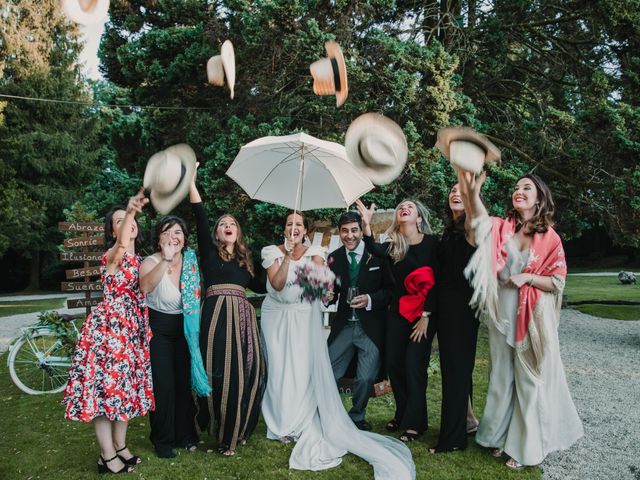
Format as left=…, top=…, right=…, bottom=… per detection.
left=310, top=41, right=348, bottom=107
left=435, top=127, right=501, bottom=174
left=143, top=144, right=197, bottom=215
left=61, top=0, right=109, bottom=25
left=207, top=40, right=235, bottom=99
left=345, top=113, right=408, bottom=185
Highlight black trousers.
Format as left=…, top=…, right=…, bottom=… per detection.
left=148, top=308, right=198, bottom=451
left=435, top=306, right=479, bottom=451
left=385, top=310, right=436, bottom=432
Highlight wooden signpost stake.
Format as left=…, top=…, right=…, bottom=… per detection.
left=59, top=222, right=104, bottom=316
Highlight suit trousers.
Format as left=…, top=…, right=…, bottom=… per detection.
left=386, top=311, right=435, bottom=432
left=148, top=308, right=198, bottom=452
left=328, top=321, right=380, bottom=422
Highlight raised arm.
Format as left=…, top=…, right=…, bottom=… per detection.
left=189, top=165, right=216, bottom=260
left=139, top=235, right=181, bottom=293
left=355, top=199, right=374, bottom=237
left=457, top=169, right=488, bottom=220
left=355, top=199, right=390, bottom=258
left=105, top=188, right=147, bottom=275
left=457, top=169, right=488, bottom=247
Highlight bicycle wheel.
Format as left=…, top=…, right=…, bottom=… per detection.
left=8, top=330, right=71, bottom=395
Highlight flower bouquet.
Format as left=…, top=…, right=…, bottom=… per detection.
left=293, top=262, right=336, bottom=304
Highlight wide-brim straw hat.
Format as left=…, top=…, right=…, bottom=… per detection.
left=143, top=144, right=197, bottom=215
left=345, top=113, right=408, bottom=185
left=310, top=41, right=348, bottom=107
left=206, top=40, right=235, bottom=99
left=61, top=0, right=110, bottom=25
left=435, top=127, right=501, bottom=174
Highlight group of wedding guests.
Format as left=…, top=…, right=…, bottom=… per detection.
left=61, top=164, right=583, bottom=476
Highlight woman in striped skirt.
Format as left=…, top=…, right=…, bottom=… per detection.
left=189, top=169, right=266, bottom=456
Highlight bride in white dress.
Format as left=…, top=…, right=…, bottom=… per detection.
left=260, top=212, right=415, bottom=479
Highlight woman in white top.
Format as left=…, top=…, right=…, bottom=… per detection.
left=260, top=211, right=415, bottom=479
left=140, top=216, right=199, bottom=458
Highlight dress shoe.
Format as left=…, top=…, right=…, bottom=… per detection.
left=353, top=419, right=372, bottom=431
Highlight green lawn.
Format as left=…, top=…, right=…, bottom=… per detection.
left=564, top=275, right=640, bottom=320
left=0, top=297, right=65, bottom=317
left=0, top=327, right=541, bottom=480
left=573, top=304, right=640, bottom=320
left=564, top=275, right=639, bottom=303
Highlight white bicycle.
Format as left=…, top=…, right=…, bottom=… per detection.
left=7, top=312, right=80, bottom=395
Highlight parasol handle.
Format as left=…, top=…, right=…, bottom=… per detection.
left=290, top=146, right=305, bottom=243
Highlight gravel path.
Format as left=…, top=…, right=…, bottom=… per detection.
left=543, top=308, right=640, bottom=480
left=0, top=293, right=85, bottom=353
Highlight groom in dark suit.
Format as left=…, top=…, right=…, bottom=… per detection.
left=327, top=211, right=392, bottom=431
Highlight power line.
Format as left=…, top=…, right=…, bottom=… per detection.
left=0, top=93, right=217, bottom=111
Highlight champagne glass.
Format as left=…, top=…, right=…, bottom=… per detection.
left=347, top=286, right=359, bottom=320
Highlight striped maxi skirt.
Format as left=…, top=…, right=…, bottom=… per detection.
left=196, top=284, right=267, bottom=451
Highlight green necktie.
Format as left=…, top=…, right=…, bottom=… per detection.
left=348, top=251, right=359, bottom=285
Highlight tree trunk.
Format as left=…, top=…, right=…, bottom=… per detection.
left=438, top=0, right=462, bottom=47
left=468, top=0, right=476, bottom=28
left=463, top=0, right=477, bottom=92
left=26, top=249, right=41, bottom=292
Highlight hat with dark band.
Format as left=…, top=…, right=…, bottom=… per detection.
left=310, top=41, right=349, bottom=107
left=143, top=144, right=197, bottom=215
left=435, top=127, right=501, bottom=174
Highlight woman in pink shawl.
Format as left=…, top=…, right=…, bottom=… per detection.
left=457, top=170, right=583, bottom=470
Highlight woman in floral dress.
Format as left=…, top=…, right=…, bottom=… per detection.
left=64, top=189, right=154, bottom=474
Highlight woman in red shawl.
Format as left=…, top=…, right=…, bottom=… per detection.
left=458, top=171, right=583, bottom=470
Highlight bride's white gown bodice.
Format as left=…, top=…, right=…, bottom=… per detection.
left=260, top=245, right=415, bottom=479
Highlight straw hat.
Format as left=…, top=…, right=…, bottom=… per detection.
left=143, top=144, right=197, bottom=215
left=61, top=0, right=109, bottom=25
left=309, top=41, right=348, bottom=107
left=345, top=113, right=408, bottom=185
left=435, top=127, right=501, bottom=174
left=207, top=40, right=235, bottom=99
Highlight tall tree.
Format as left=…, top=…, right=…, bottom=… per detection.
left=0, top=0, right=102, bottom=290
left=428, top=0, right=640, bottom=246
left=98, top=0, right=474, bottom=246
left=97, top=0, right=639, bottom=249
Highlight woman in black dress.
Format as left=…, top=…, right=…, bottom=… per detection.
left=428, top=183, right=479, bottom=453
left=189, top=169, right=266, bottom=456
left=356, top=198, right=438, bottom=443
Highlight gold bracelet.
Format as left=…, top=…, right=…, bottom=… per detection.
left=528, top=274, right=534, bottom=286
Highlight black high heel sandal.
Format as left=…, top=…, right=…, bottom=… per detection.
left=97, top=454, right=133, bottom=474
left=385, top=418, right=399, bottom=432
left=115, top=445, right=142, bottom=466
left=399, top=430, right=421, bottom=442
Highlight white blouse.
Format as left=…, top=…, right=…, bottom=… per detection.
left=145, top=255, right=182, bottom=314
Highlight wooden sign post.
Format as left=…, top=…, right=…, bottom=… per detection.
left=59, top=222, right=104, bottom=316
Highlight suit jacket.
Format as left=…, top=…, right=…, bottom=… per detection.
left=327, top=244, right=393, bottom=352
